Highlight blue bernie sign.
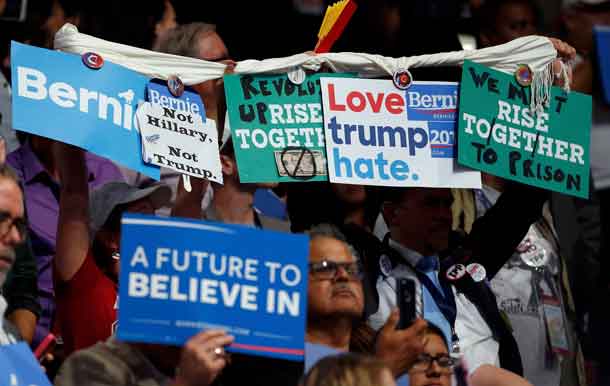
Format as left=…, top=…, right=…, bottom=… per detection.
left=147, top=80, right=205, bottom=118
left=0, top=343, right=52, bottom=386
left=594, top=26, right=610, bottom=105
left=405, top=82, right=458, bottom=158
left=11, top=42, right=159, bottom=179
left=118, top=213, right=309, bottom=361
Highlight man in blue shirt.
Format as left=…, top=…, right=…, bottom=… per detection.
left=305, top=223, right=427, bottom=379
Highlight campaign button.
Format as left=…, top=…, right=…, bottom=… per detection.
left=466, top=263, right=486, bottom=282
left=81, top=52, right=104, bottom=70
left=521, top=248, right=548, bottom=267
left=515, top=64, right=533, bottom=87
left=379, top=254, right=392, bottom=277
left=445, top=264, right=466, bottom=281
left=392, top=68, right=413, bottom=90
left=167, top=75, right=185, bottom=97
left=287, top=67, right=306, bottom=85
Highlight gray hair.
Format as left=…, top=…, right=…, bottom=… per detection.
left=156, top=22, right=217, bottom=57
left=0, top=164, right=20, bottom=187
left=306, top=223, right=359, bottom=261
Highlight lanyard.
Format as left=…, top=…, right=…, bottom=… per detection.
left=415, top=269, right=457, bottom=333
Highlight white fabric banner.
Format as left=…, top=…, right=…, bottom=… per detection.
left=54, top=23, right=561, bottom=113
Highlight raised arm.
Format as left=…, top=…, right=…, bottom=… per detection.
left=53, top=142, right=90, bottom=282
left=465, top=183, right=549, bottom=278
left=171, top=176, right=208, bottom=219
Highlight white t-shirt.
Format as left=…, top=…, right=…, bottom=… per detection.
left=454, top=287, right=500, bottom=373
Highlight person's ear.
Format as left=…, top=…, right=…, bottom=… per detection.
left=220, top=154, right=237, bottom=177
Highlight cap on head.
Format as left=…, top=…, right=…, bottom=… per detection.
left=89, top=181, right=172, bottom=234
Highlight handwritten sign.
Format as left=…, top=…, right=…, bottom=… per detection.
left=320, top=77, right=481, bottom=188
left=137, top=103, right=222, bottom=183
left=224, top=73, right=346, bottom=182
left=457, top=60, right=591, bottom=198
left=11, top=41, right=159, bottom=179
left=118, top=214, right=309, bottom=361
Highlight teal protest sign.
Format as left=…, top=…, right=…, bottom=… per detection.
left=224, top=73, right=344, bottom=183
left=457, top=60, right=591, bottom=198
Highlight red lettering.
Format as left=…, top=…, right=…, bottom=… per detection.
left=331, top=87, right=405, bottom=114
left=386, top=93, right=405, bottom=114
left=347, top=91, right=366, bottom=112
left=365, top=92, right=384, bottom=112
left=328, top=83, right=345, bottom=111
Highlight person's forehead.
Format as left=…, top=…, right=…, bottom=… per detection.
left=0, top=179, right=24, bottom=216
left=309, top=236, right=354, bottom=263
left=424, top=333, right=449, bottom=354
left=399, top=188, right=451, bottom=203
left=198, top=32, right=228, bottom=61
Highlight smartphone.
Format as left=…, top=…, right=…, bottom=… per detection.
left=34, top=333, right=56, bottom=362
left=396, top=277, right=418, bottom=330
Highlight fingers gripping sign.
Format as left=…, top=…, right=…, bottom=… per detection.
left=174, top=329, right=235, bottom=386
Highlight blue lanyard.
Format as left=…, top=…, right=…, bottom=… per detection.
left=414, top=269, right=457, bottom=330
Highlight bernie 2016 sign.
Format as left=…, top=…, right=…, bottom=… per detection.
left=457, top=60, right=592, bottom=198
left=224, top=72, right=344, bottom=183
left=118, top=214, right=309, bottom=361
left=320, top=77, right=481, bottom=188
left=10, top=42, right=159, bottom=179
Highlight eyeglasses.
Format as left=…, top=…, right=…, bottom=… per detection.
left=411, top=353, right=456, bottom=373
left=309, top=260, right=362, bottom=281
left=0, top=211, right=27, bottom=243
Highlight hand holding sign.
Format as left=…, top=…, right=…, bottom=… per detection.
left=174, top=330, right=234, bottom=386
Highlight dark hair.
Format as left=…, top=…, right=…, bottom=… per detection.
left=80, top=0, right=166, bottom=49
left=425, top=322, right=449, bottom=349
left=287, top=183, right=382, bottom=233
left=301, top=353, right=390, bottom=386
left=476, top=0, right=539, bottom=36
left=57, top=0, right=84, bottom=18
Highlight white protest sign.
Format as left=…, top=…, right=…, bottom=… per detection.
left=136, top=102, right=222, bottom=183
left=320, top=77, right=481, bottom=188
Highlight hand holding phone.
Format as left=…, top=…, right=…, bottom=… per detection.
left=34, top=333, right=56, bottom=362
left=396, top=278, right=418, bottom=330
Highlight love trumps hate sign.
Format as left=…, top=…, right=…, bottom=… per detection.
left=320, top=77, right=481, bottom=188
left=457, top=60, right=591, bottom=198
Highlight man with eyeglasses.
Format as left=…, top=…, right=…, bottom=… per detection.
left=0, top=163, right=28, bottom=344
left=305, top=223, right=429, bottom=380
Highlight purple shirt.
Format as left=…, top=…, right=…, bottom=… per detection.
left=7, top=141, right=124, bottom=344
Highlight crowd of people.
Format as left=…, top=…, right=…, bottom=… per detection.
left=0, top=0, right=608, bottom=385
